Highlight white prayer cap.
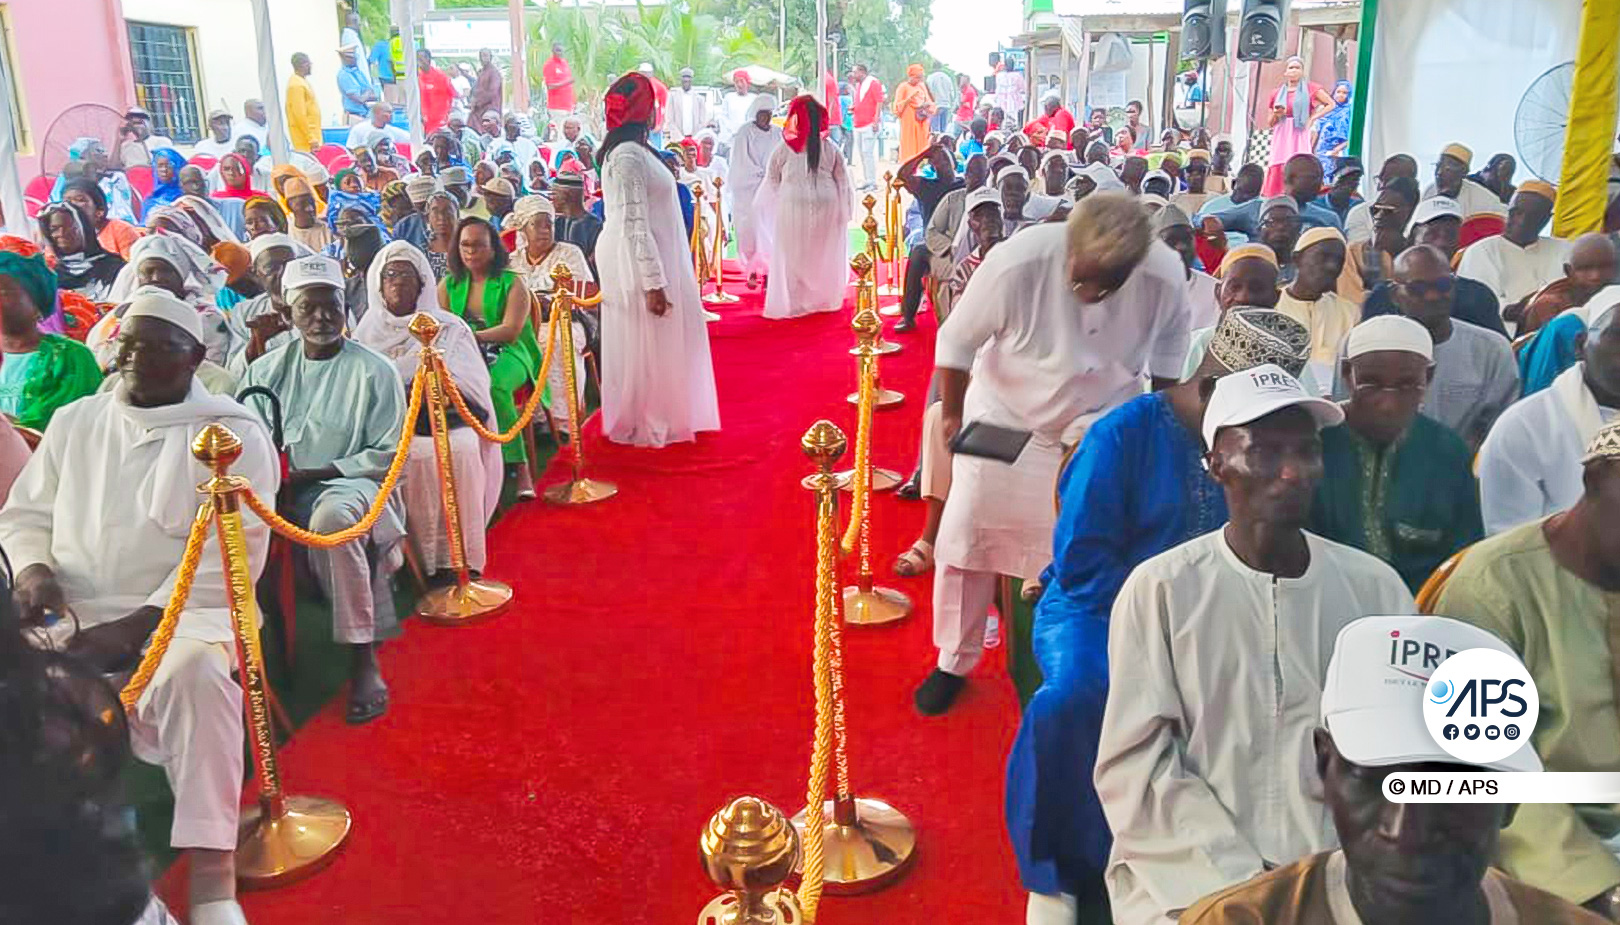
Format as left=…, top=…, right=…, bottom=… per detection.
left=247, top=233, right=299, bottom=261
left=1143, top=169, right=1172, bottom=188
left=1346, top=315, right=1435, bottom=363
left=123, top=286, right=203, bottom=346
left=1321, top=616, right=1540, bottom=772
left=965, top=187, right=1002, bottom=214
left=1408, top=195, right=1463, bottom=233
left=281, top=255, right=345, bottom=299
left=1076, top=162, right=1124, bottom=193
left=1201, top=363, right=1344, bottom=450
left=1139, top=193, right=1169, bottom=211
left=997, top=166, right=1031, bottom=184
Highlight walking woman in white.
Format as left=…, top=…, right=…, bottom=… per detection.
left=596, top=72, right=721, bottom=447
left=757, top=95, right=852, bottom=319
left=728, top=93, right=782, bottom=289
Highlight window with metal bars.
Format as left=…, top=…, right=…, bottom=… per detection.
left=127, top=21, right=202, bottom=144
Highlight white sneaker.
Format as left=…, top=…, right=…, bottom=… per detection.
left=984, top=614, right=1001, bottom=650
left=191, top=899, right=249, bottom=925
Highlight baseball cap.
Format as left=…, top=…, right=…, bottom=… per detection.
left=1408, top=196, right=1463, bottom=232
left=480, top=177, right=516, bottom=198
left=1200, top=363, right=1344, bottom=450
left=964, top=186, right=1002, bottom=214
left=280, top=255, right=345, bottom=297
left=1321, top=615, right=1542, bottom=772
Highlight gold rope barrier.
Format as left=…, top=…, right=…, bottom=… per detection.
left=877, top=172, right=903, bottom=303
left=441, top=306, right=564, bottom=446
left=118, top=503, right=212, bottom=710
left=540, top=263, right=617, bottom=505
left=793, top=422, right=917, bottom=900
left=836, top=257, right=904, bottom=496
left=239, top=367, right=425, bottom=549
left=702, top=175, right=739, bottom=306
left=690, top=181, right=711, bottom=282
left=407, top=314, right=515, bottom=624
left=194, top=424, right=352, bottom=887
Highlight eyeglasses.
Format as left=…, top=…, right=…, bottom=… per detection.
left=379, top=266, right=418, bottom=281
left=1370, top=204, right=1401, bottom=217
left=1351, top=379, right=1427, bottom=397
left=1397, top=277, right=1454, bottom=299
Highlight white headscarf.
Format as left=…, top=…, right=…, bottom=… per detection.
left=747, top=94, right=778, bottom=121
left=175, top=195, right=241, bottom=245
left=109, top=231, right=228, bottom=303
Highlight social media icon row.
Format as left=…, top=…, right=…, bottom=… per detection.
left=1442, top=723, right=1521, bottom=742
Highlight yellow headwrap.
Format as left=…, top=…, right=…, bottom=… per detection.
left=1294, top=225, right=1347, bottom=254
left=1217, top=243, right=1280, bottom=278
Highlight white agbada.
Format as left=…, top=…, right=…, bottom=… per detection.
left=1457, top=233, right=1572, bottom=308
left=597, top=142, right=721, bottom=447
left=757, top=138, right=852, bottom=318
left=728, top=96, right=782, bottom=277
left=1476, top=364, right=1618, bottom=534
left=354, top=242, right=502, bottom=574
left=1186, top=268, right=1219, bottom=332
left=1096, top=529, right=1415, bottom=925
left=1421, top=178, right=1507, bottom=218
left=718, top=89, right=758, bottom=146
left=933, top=228, right=1190, bottom=579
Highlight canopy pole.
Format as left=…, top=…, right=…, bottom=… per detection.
left=396, top=0, right=423, bottom=146
left=250, top=0, right=290, bottom=166
left=1346, top=0, right=1377, bottom=159
left=509, top=0, right=530, bottom=112
left=1552, top=0, right=1619, bottom=237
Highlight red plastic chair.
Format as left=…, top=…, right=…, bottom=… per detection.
left=23, top=174, right=53, bottom=219
left=1459, top=213, right=1505, bottom=249
left=188, top=154, right=217, bottom=173
left=313, top=144, right=349, bottom=168
left=125, top=165, right=154, bottom=199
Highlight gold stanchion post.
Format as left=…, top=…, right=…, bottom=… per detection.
left=855, top=196, right=901, bottom=357
left=542, top=263, right=617, bottom=505
left=835, top=258, right=903, bottom=495
left=697, top=796, right=804, bottom=925
left=191, top=424, right=352, bottom=888
left=691, top=181, right=710, bottom=282
left=793, top=421, right=917, bottom=896
left=408, top=314, right=516, bottom=624
left=845, top=254, right=904, bottom=411
left=703, top=176, right=739, bottom=308
left=876, top=171, right=901, bottom=302
left=884, top=174, right=906, bottom=301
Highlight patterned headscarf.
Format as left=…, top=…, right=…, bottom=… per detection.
left=1208, top=307, right=1311, bottom=378
left=605, top=72, right=657, bottom=130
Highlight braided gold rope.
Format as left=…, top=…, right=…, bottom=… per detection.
left=840, top=354, right=874, bottom=555
left=441, top=305, right=563, bottom=445
left=119, top=503, right=212, bottom=710
left=797, top=478, right=839, bottom=921
left=239, top=365, right=425, bottom=549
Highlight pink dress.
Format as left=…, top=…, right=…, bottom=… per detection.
left=1264, top=82, right=1322, bottom=196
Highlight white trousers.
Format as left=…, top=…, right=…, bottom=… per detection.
left=1027, top=892, right=1078, bottom=925
left=853, top=123, right=880, bottom=188
left=933, top=563, right=999, bottom=675
left=129, top=638, right=243, bottom=851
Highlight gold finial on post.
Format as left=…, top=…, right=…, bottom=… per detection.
left=191, top=424, right=353, bottom=886
left=407, top=311, right=442, bottom=344
left=877, top=173, right=903, bottom=300
left=697, top=796, right=803, bottom=925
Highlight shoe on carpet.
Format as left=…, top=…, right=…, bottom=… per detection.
left=984, top=614, right=1001, bottom=650
left=913, top=668, right=966, bottom=716
left=192, top=900, right=249, bottom=925
left=893, top=318, right=915, bottom=333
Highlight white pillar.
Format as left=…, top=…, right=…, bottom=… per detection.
left=395, top=0, right=424, bottom=146
left=815, top=0, right=827, bottom=106
left=249, top=0, right=291, bottom=166
left=0, top=57, right=27, bottom=235
left=509, top=0, right=529, bottom=111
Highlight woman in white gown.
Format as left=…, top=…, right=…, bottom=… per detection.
left=354, top=240, right=502, bottom=577
left=597, top=72, right=722, bottom=448
left=757, top=95, right=852, bottom=319
left=727, top=94, right=781, bottom=288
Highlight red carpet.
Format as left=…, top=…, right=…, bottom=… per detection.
left=166, top=273, right=1024, bottom=922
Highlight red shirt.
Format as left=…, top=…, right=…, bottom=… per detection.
left=650, top=76, right=669, bottom=124
left=543, top=55, right=574, bottom=111
left=851, top=76, right=884, bottom=129
left=955, top=83, right=977, bottom=123
left=419, top=66, right=453, bottom=133
left=824, top=71, right=842, bottom=125
left=1047, top=106, right=1076, bottom=136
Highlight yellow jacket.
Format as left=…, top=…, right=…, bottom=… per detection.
left=286, top=73, right=322, bottom=152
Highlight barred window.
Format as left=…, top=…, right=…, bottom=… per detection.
left=127, top=21, right=203, bottom=144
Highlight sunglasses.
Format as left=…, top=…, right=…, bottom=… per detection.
left=1398, top=277, right=1455, bottom=299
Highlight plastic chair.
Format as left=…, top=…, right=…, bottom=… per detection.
left=313, top=144, right=350, bottom=169
left=188, top=155, right=217, bottom=173
left=23, top=174, right=54, bottom=219
left=1415, top=545, right=1472, bottom=614
left=1458, top=213, right=1505, bottom=250
left=125, top=165, right=154, bottom=199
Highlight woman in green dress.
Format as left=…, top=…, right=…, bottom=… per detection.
left=0, top=250, right=102, bottom=431
left=437, top=216, right=541, bottom=498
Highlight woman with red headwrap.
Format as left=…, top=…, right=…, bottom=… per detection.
left=892, top=64, right=937, bottom=164
left=756, top=95, right=851, bottom=319
left=596, top=72, right=721, bottom=447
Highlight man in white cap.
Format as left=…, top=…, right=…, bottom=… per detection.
left=1458, top=180, right=1570, bottom=323
left=1423, top=141, right=1508, bottom=219
left=0, top=289, right=280, bottom=925
left=239, top=257, right=406, bottom=725
left=1183, top=615, right=1610, bottom=924
left=665, top=66, right=710, bottom=141
left=193, top=108, right=237, bottom=159
left=1334, top=245, right=1518, bottom=450
left=1276, top=226, right=1355, bottom=392
left=1438, top=421, right=1620, bottom=917
left=912, top=193, right=1191, bottom=717
left=1359, top=200, right=1511, bottom=338
left=1312, top=315, right=1482, bottom=591
left=1094, top=364, right=1413, bottom=924
left=336, top=42, right=379, bottom=125
left=1477, top=290, right=1620, bottom=533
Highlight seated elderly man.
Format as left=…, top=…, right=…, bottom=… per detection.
left=1422, top=141, right=1509, bottom=219
left=1180, top=245, right=1284, bottom=381
left=1336, top=245, right=1519, bottom=450
left=1476, top=292, right=1618, bottom=532
left=1010, top=309, right=1310, bottom=925
left=1311, top=316, right=1483, bottom=591
left=1203, top=154, right=1344, bottom=240
left=0, top=290, right=279, bottom=925
left=912, top=192, right=1190, bottom=717
left=1458, top=180, right=1570, bottom=325
left=240, top=256, right=406, bottom=724
left=1436, top=421, right=1620, bottom=919
left=1516, top=232, right=1619, bottom=337
left=1361, top=199, right=1508, bottom=337
left=1183, top=615, right=1603, bottom=924
left=1095, top=365, right=1413, bottom=925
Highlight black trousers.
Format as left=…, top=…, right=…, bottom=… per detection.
left=901, top=242, right=931, bottom=323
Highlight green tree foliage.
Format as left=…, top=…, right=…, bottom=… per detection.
left=710, top=0, right=939, bottom=88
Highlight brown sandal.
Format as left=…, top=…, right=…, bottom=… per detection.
left=893, top=540, right=934, bottom=577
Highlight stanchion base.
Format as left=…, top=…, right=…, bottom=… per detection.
left=847, top=340, right=903, bottom=357
left=847, top=387, right=904, bottom=408
left=790, top=797, right=917, bottom=894
left=697, top=889, right=803, bottom=925
left=875, top=284, right=902, bottom=298
left=830, top=467, right=901, bottom=492
left=703, top=290, right=741, bottom=304
left=417, top=578, right=514, bottom=625
left=843, top=585, right=912, bottom=625
left=236, top=795, right=353, bottom=889
left=543, top=477, right=620, bottom=504
left=877, top=303, right=902, bottom=317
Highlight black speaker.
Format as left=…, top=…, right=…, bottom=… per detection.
left=1182, top=0, right=1228, bottom=60
left=1237, top=0, right=1286, bottom=62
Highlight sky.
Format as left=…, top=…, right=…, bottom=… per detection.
left=925, top=0, right=1024, bottom=76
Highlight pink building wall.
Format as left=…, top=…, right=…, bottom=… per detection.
left=3, top=0, right=135, bottom=184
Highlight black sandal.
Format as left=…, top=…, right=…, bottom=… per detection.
left=346, top=687, right=390, bottom=725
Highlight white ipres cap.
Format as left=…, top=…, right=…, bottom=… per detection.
left=247, top=232, right=299, bottom=261
left=1200, top=363, right=1344, bottom=450
left=1586, top=285, right=1620, bottom=339
left=280, top=255, right=345, bottom=298
left=964, top=186, right=1003, bottom=214
left=123, top=286, right=203, bottom=345
left=1346, top=315, right=1435, bottom=363
left=1408, top=195, right=1463, bottom=232
left=1321, top=615, right=1542, bottom=772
